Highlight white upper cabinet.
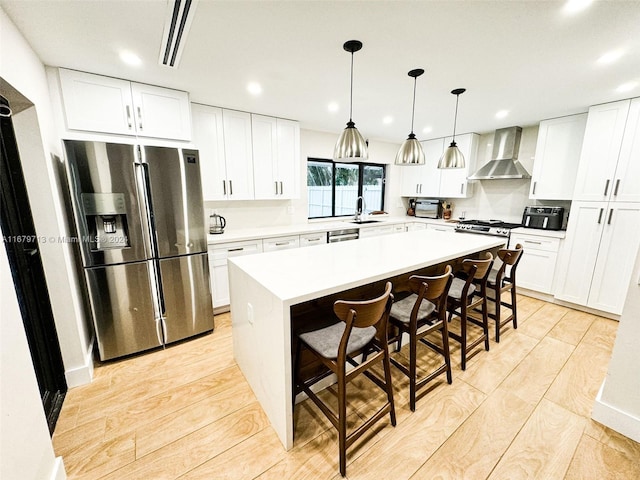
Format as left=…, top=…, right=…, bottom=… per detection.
left=572, top=99, right=631, bottom=201
left=399, top=138, right=443, bottom=197
left=529, top=113, right=587, bottom=200
left=439, top=133, right=478, bottom=198
left=611, top=97, right=640, bottom=202
left=252, top=115, right=300, bottom=200
left=192, top=104, right=254, bottom=201
left=222, top=109, right=255, bottom=200
left=58, top=68, right=192, bottom=141
left=129, top=83, right=191, bottom=141
left=399, top=133, right=477, bottom=199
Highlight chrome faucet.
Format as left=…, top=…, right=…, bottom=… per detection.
left=354, top=195, right=366, bottom=221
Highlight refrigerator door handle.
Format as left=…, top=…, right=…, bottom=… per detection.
left=134, top=162, right=155, bottom=259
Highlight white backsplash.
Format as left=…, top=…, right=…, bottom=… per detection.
left=204, top=125, right=568, bottom=230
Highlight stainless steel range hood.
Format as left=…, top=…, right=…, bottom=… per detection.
left=468, top=126, right=531, bottom=180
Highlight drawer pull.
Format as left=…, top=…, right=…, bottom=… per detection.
left=275, top=242, right=289, bottom=246
left=228, top=247, right=244, bottom=252
left=524, top=240, right=542, bottom=245
left=306, top=237, right=321, bottom=242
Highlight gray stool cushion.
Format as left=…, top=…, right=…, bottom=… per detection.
left=448, top=277, right=476, bottom=300
left=390, top=294, right=436, bottom=324
left=299, top=322, right=376, bottom=359
left=487, top=268, right=499, bottom=285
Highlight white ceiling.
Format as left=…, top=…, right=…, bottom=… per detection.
left=2, top=0, right=640, bottom=144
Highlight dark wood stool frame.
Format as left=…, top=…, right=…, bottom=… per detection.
left=487, top=243, right=523, bottom=342
left=446, top=252, right=494, bottom=370
left=387, top=265, right=454, bottom=411
left=293, top=282, right=396, bottom=477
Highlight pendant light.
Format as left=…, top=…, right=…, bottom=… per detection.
left=395, top=68, right=425, bottom=165
left=334, top=40, right=368, bottom=162
left=438, top=88, right=466, bottom=169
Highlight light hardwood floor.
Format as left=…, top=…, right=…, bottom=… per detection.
left=53, top=295, right=640, bottom=479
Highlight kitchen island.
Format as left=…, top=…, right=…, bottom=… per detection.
left=228, top=229, right=505, bottom=449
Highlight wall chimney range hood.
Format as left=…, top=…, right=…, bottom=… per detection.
left=468, top=126, right=531, bottom=180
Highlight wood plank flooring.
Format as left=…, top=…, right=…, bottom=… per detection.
left=53, top=295, right=640, bottom=479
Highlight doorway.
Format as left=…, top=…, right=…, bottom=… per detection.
left=0, top=95, right=67, bottom=433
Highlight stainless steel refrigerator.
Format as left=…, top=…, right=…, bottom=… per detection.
left=63, top=140, right=213, bottom=360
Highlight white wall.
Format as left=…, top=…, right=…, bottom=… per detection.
left=0, top=7, right=93, bottom=387
left=593, top=247, right=640, bottom=442
left=0, top=241, right=67, bottom=480
left=204, top=129, right=405, bottom=230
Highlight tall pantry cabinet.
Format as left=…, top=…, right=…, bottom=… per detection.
left=555, top=97, right=640, bottom=314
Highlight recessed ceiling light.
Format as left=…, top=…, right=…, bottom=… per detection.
left=383, top=116, right=393, bottom=125
left=617, top=81, right=638, bottom=93
left=598, top=49, right=624, bottom=65
left=563, top=0, right=593, bottom=14
left=422, top=126, right=433, bottom=134
left=328, top=102, right=339, bottom=113
left=247, top=82, right=262, bottom=95
left=120, top=51, right=142, bottom=67
left=495, top=110, right=509, bottom=119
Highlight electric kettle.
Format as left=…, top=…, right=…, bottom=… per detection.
left=209, top=213, right=226, bottom=234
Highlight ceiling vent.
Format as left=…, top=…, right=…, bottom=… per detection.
left=158, top=0, right=198, bottom=68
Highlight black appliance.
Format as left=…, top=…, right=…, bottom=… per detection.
left=522, top=206, right=565, bottom=231
left=454, top=219, right=522, bottom=238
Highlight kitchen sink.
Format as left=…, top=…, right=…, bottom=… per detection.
left=349, top=219, right=380, bottom=224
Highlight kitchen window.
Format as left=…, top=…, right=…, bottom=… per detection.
left=307, top=158, right=385, bottom=219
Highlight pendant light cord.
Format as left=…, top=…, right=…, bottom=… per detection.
left=349, top=51, right=354, bottom=122
left=452, top=94, right=459, bottom=142
left=410, top=76, right=417, bottom=135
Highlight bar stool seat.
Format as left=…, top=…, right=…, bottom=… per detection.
left=294, top=282, right=396, bottom=477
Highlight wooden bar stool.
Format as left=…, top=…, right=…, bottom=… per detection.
left=387, top=265, right=454, bottom=411
left=446, top=252, right=494, bottom=370
left=293, top=282, right=396, bottom=477
left=487, top=244, right=523, bottom=342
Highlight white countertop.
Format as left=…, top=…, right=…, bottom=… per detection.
left=511, top=227, right=566, bottom=239
left=207, top=215, right=455, bottom=245
left=228, top=229, right=505, bottom=305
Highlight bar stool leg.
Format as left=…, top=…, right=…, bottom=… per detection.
left=338, top=370, right=347, bottom=477
left=494, top=284, right=502, bottom=343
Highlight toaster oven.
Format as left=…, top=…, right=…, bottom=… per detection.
left=414, top=199, right=441, bottom=219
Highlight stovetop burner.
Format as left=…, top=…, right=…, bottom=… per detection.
left=455, top=219, right=522, bottom=237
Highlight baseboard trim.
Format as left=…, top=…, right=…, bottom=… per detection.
left=592, top=380, right=640, bottom=443
left=518, top=288, right=620, bottom=321
left=64, top=340, right=94, bottom=387
left=50, top=456, right=67, bottom=480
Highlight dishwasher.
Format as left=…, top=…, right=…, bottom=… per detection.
left=327, top=228, right=359, bottom=243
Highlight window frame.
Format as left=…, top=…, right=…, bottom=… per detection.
left=307, top=157, right=386, bottom=219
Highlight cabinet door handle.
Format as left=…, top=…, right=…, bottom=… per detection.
left=275, top=181, right=278, bottom=195
left=125, top=105, right=133, bottom=129
left=460, top=183, right=464, bottom=194
left=229, top=180, right=233, bottom=195
left=597, top=208, right=604, bottom=224
left=279, top=181, right=283, bottom=195
left=607, top=208, right=613, bottom=225
left=416, top=184, right=419, bottom=194
left=614, top=179, right=620, bottom=196
left=532, top=181, right=537, bottom=195
left=603, top=179, right=610, bottom=196
left=223, top=180, right=227, bottom=195
left=137, top=106, right=143, bottom=130
left=228, top=247, right=244, bottom=252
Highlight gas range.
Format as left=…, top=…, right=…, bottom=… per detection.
left=454, top=219, right=522, bottom=238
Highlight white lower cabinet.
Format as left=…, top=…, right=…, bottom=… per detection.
left=554, top=201, right=640, bottom=314
left=509, top=232, right=561, bottom=294
left=209, top=240, right=263, bottom=310
left=299, top=232, right=327, bottom=247
left=262, top=235, right=300, bottom=252
left=359, top=223, right=400, bottom=238
left=426, top=223, right=455, bottom=233
left=405, top=222, right=427, bottom=232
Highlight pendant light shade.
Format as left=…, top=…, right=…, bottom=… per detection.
left=395, top=68, right=425, bottom=166
left=438, top=88, right=466, bottom=169
left=334, top=40, right=368, bottom=162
